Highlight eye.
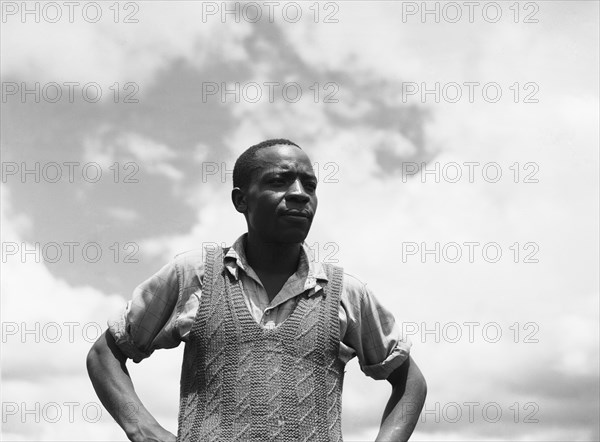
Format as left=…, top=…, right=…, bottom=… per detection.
left=304, top=181, right=317, bottom=191
left=269, top=177, right=286, bottom=186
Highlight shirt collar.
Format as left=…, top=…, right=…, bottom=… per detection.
left=223, top=234, right=328, bottom=295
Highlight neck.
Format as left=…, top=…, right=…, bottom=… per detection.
left=245, top=233, right=302, bottom=276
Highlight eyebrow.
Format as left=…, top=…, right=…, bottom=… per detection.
left=263, top=169, right=317, bottom=180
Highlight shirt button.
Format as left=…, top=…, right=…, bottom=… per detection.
left=265, top=309, right=271, bottom=315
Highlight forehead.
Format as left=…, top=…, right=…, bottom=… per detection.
left=254, top=144, right=314, bottom=174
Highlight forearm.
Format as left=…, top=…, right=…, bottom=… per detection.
left=86, top=331, right=166, bottom=441
left=376, top=357, right=427, bottom=442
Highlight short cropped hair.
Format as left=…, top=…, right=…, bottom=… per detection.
left=233, top=138, right=301, bottom=189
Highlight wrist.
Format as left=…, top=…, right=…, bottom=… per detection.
left=126, top=419, right=176, bottom=442
left=123, top=410, right=155, bottom=442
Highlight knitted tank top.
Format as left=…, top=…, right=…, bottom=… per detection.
left=176, top=247, right=346, bottom=442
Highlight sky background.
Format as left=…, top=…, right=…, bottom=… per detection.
left=1, top=1, right=599, bottom=440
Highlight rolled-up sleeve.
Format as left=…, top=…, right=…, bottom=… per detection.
left=108, top=257, right=195, bottom=363
left=340, top=274, right=412, bottom=380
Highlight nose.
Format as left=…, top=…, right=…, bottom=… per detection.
left=285, top=179, right=310, bottom=203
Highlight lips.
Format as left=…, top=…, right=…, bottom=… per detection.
left=281, top=210, right=311, bottom=219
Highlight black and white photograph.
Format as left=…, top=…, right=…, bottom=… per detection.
left=1, top=1, right=599, bottom=441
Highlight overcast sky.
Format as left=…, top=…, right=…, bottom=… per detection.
left=1, top=1, right=599, bottom=441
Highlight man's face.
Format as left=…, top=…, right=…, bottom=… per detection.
left=240, top=144, right=318, bottom=244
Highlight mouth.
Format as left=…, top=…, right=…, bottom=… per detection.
left=281, top=210, right=311, bottom=220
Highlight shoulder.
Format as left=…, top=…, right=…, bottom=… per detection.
left=173, top=248, right=206, bottom=263
left=170, top=249, right=207, bottom=283
left=173, top=248, right=206, bottom=266
left=338, top=270, right=391, bottom=318
left=342, top=271, right=367, bottom=291
left=319, top=262, right=369, bottom=300
left=339, top=271, right=370, bottom=306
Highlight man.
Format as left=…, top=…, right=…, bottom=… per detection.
left=87, top=139, right=427, bottom=441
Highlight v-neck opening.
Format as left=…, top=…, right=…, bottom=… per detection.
left=226, top=274, right=313, bottom=333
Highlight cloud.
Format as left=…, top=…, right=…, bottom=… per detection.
left=2, top=2, right=598, bottom=441
left=2, top=3, right=253, bottom=93
left=1, top=188, right=189, bottom=440
left=1, top=190, right=124, bottom=439
left=106, top=207, right=139, bottom=223
left=118, top=132, right=183, bottom=182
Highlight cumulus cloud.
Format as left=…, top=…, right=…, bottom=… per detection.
left=2, top=2, right=598, bottom=441
left=1, top=188, right=188, bottom=440
left=1, top=190, right=122, bottom=439
left=1, top=3, right=253, bottom=93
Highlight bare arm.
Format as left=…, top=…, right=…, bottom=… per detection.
left=375, top=356, right=427, bottom=442
left=86, top=331, right=176, bottom=442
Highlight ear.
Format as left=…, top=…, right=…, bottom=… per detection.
left=231, top=187, right=247, bottom=213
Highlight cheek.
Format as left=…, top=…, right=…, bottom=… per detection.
left=257, top=193, right=281, bottom=210
left=251, top=196, right=280, bottom=223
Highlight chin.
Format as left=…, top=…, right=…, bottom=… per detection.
left=276, top=229, right=310, bottom=244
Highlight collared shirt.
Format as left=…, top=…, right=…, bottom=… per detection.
left=108, top=235, right=412, bottom=380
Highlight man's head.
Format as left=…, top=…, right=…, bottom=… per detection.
left=232, top=139, right=317, bottom=244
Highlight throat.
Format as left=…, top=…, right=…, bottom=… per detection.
left=255, top=271, right=292, bottom=302
left=244, top=235, right=302, bottom=275
left=243, top=235, right=303, bottom=301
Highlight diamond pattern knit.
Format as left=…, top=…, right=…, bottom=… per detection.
left=176, top=247, right=346, bottom=442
